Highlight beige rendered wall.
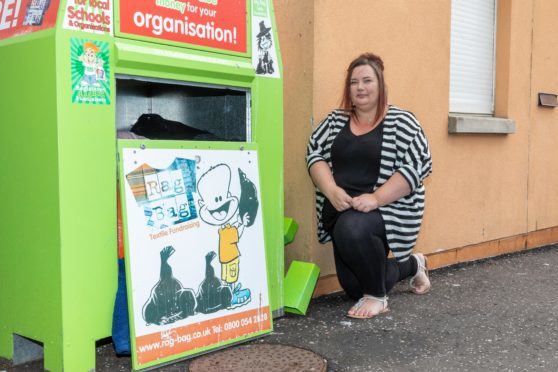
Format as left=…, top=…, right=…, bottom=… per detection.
left=274, top=1, right=320, bottom=270
left=528, top=0, right=558, bottom=232
left=274, top=0, right=558, bottom=281
left=428, top=0, right=533, bottom=251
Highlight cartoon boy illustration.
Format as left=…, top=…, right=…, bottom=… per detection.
left=197, top=164, right=254, bottom=308
left=78, top=41, right=105, bottom=87
left=255, top=21, right=275, bottom=75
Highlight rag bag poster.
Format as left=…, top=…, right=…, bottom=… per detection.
left=120, top=145, right=271, bottom=369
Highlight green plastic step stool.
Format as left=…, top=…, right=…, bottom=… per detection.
left=283, top=217, right=320, bottom=315
left=284, top=217, right=299, bottom=246
left=284, top=260, right=320, bottom=315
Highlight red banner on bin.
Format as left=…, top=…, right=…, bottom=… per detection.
left=0, top=0, right=59, bottom=41
left=119, top=0, right=247, bottom=53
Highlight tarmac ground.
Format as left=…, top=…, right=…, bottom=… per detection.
left=1, top=244, right=558, bottom=371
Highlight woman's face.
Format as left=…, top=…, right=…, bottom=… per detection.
left=349, top=64, right=380, bottom=111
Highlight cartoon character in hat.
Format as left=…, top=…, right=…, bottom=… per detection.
left=256, top=20, right=275, bottom=75
left=78, top=41, right=105, bottom=87
left=197, top=164, right=259, bottom=309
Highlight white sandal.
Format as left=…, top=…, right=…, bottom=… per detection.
left=347, top=295, right=389, bottom=319
left=410, top=253, right=431, bottom=294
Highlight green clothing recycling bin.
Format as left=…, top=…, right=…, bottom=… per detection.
left=0, top=0, right=284, bottom=370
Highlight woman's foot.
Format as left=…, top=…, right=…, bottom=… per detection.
left=410, top=253, right=431, bottom=294
left=347, top=295, right=388, bottom=319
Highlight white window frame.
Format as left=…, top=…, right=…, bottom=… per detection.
left=449, top=0, right=498, bottom=115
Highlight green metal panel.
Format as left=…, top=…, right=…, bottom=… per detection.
left=251, top=75, right=284, bottom=314
left=114, top=38, right=255, bottom=86
left=0, top=30, right=64, bottom=368
left=251, top=0, right=284, bottom=314
left=54, top=29, right=118, bottom=371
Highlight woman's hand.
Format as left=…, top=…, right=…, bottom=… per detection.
left=309, top=161, right=353, bottom=211
left=325, top=186, right=353, bottom=212
left=351, top=193, right=380, bottom=213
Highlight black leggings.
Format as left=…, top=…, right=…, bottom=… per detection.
left=331, top=209, right=417, bottom=299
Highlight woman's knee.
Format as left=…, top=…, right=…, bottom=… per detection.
left=333, top=212, right=370, bottom=243
left=334, top=213, right=385, bottom=250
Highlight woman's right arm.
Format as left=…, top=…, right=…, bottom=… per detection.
left=309, top=161, right=352, bottom=211
left=306, top=113, right=353, bottom=211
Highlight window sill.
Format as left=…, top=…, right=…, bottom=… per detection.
left=448, top=114, right=515, bottom=134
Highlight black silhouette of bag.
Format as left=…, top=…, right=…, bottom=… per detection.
left=238, top=168, right=259, bottom=227
left=196, top=251, right=232, bottom=313
left=131, top=114, right=220, bottom=140
left=143, top=246, right=196, bottom=325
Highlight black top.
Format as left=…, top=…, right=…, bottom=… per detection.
left=322, top=120, right=384, bottom=231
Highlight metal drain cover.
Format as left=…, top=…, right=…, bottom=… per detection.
left=189, top=344, right=327, bottom=372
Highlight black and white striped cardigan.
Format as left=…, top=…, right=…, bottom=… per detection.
left=306, top=105, right=433, bottom=262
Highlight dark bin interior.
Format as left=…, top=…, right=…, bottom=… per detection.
left=116, top=77, right=249, bottom=141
